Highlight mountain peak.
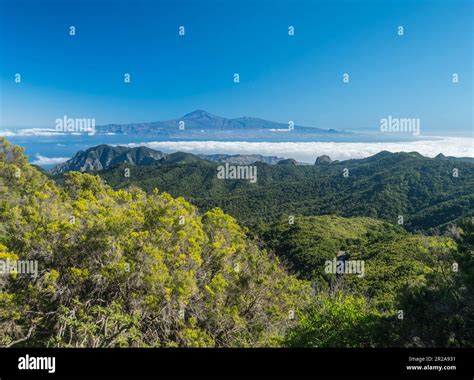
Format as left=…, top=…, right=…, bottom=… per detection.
left=96, top=111, right=346, bottom=137
left=183, top=110, right=217, bottom=119
left=315, top=155, right=332, bottom=165
left=277, top=158, right=298, bottom=166
left=51, top=145, right=165, bottom=174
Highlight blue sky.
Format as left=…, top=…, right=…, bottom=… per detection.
left=0, top=0, right=472, bottom=134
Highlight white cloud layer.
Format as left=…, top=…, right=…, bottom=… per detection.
left=0, top=128, right=60, bottom=137
left=31, top=155, right=70, bottom=166
left=0, top=128, right=87, bottom=137
left=127, top=137, right=474, bottom=163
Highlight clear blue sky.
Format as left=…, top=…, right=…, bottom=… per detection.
left=0, top=0, right=472, bottom=134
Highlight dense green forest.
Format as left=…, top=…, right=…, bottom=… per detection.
left=67, top=150, right=474, bottom=232
left=1, top=138, right=473, bottom=347
left=260, top=216, right=474, bottom=347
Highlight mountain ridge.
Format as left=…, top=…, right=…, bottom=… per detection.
left=50, top=144, right=474, bottom=232
left=51, top=144, right=287, bottom=174
left=90, top=110, right=376, bottom=142
left=51, top=144, right=473, bottom=175
left=96, top=110, right=343, bottom=134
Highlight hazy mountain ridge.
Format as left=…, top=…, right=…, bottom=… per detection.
left=72, top=110, right=447, bottom=142
left=198, top=153, right=285, bottom=165
left=92, top=110, right=380, bottom=142
left=96, top=110, right=344, bottom=135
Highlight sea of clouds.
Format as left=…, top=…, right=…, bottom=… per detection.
left=31, top=155, right=71, bottom=166
left=0, top=128, right=67, bottom=137
left=127, top=137, right=474, bottom=163
left=2, top=131, right=472, bottom=166
left=0, top=128, right=103, bottom=137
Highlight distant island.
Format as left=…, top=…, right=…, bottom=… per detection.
left=91, top=110, right=416, bottom=143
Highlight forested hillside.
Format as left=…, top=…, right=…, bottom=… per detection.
left=73, top=150, right=474, bottom=231
left=261, top=216, right=474, bottom=347
left=2, top=138, right=473, bottom=347
left=1, top=139, right=310, bottom=347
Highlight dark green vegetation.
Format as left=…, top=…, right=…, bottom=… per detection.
left=262, top=216, right=474, bottom=347
left=75, top=149, right=474, bottom=232
left=1, top=139, right=309, bottom=347
left=2, top=138, right=473, bottom=347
